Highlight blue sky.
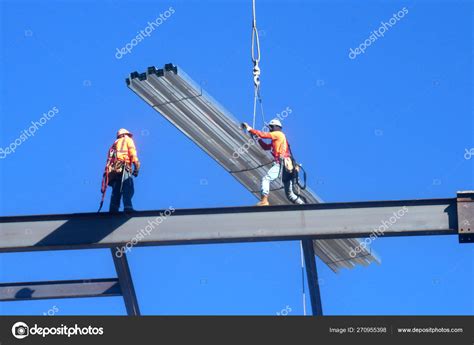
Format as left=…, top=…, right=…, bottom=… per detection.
left=0, top=0, right=473, bottom=315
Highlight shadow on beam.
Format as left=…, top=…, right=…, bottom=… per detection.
left=0, top=278, right=121, bottom=302
left=34, top=216, right=130, bottom=248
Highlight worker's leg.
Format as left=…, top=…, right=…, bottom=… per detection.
left=261, top=163, right=281, bottom=196
left=109, top=178, right=122, bottom=213
left=257, top=163, right=280, bottom=206
left=122, top=170, right=135, bottom=212
left=284, top=179, right=305, bottom=204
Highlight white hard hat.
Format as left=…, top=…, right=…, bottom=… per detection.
left=117, top=128, right=133, bottom=138
left=268, top=118, right=283, bottom=128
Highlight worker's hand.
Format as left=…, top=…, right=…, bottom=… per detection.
left=132, top=162, right=140, bottom=177
left=241, top=122, right=252, bottom=132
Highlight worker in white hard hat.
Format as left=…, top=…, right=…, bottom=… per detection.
left=101, top=128, right=141, bottom=213
left=242, top=119, right=305, bottom=206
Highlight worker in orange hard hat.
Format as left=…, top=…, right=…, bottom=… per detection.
left=242, top=119, right=305, bottom=206
left=100, top=128, right=141, bottom=213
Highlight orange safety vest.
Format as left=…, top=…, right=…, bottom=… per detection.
left=115, top=136, right=139, bottom=165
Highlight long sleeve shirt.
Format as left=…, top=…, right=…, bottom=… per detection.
left=249, top=129, right=290, bottom=162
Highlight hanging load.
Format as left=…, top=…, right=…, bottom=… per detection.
left=126, top=64, right=380, bottom=272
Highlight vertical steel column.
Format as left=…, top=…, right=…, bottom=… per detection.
left=110, top=249, right=141, bottom=316
left=301, top=239, right=323, bottom=316
left=457, top=191, right=474, bottom=243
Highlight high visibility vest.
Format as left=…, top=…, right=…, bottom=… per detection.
left=270, top=131, right=290, bottom=159
left=115, top=136, right=138, bottom=165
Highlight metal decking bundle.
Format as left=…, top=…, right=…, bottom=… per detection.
left=126, top=63, right=380, bottom=272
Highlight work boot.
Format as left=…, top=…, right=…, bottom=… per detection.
left=294, top=197, right=305, bottom=205
left=256, top=195, right=270, bottom=206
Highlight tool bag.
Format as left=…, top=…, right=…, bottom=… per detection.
left=106, top=160, right=126, bottom=185
left=283, top=156, right=295, bottom=174
left=282, top=139, right=297, bottom=175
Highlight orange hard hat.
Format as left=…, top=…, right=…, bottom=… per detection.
left=117, top=128, right=133, bottom=138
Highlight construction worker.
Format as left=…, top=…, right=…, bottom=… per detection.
left=105, top=129, right=140, bottom=213
left=242, top=119, right=305, bottom=206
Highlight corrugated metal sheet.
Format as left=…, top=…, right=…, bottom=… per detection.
left=126, top=63, right=380, bottom=272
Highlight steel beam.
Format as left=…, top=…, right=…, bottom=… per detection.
left=302, top=239, right=323, bottom=316
left=0, top=197, right=460, bottom=254
left=0, top=278, right=120, bottom=302
left=457, top=191, right=474, bottom=243
left=111, top=250, right=140, bottom=316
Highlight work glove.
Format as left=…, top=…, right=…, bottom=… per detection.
left=132, top=161, right=140, bottom=177
left=241, top=122, right=252, bottom=132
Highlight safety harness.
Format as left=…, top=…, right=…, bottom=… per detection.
left=97, top=138, right=130, bottom=212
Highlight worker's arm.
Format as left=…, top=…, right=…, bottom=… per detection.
left=132, top=160, right=141, bottom=177
left=258, top=139, right=272, bottom=150
left=127, top=138, right=140, bottom=176
left=242, top=122, right=273, bottom=139
left=127, top=139, right=138, bottom=162
left=249, top=128, right=273, bottom=139
left=242, top=122, right=273, bottom=140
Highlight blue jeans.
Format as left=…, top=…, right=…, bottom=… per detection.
left=261, top=163, right=281, bottom=196
left=109, top=169, right=134, bottom=212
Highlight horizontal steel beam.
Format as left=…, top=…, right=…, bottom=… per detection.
left=0, top=197, right=461, bottom=253
left=0, top=278, right=121, bottom=301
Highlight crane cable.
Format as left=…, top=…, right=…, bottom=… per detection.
left=251, top=0, right=266, bottom=128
